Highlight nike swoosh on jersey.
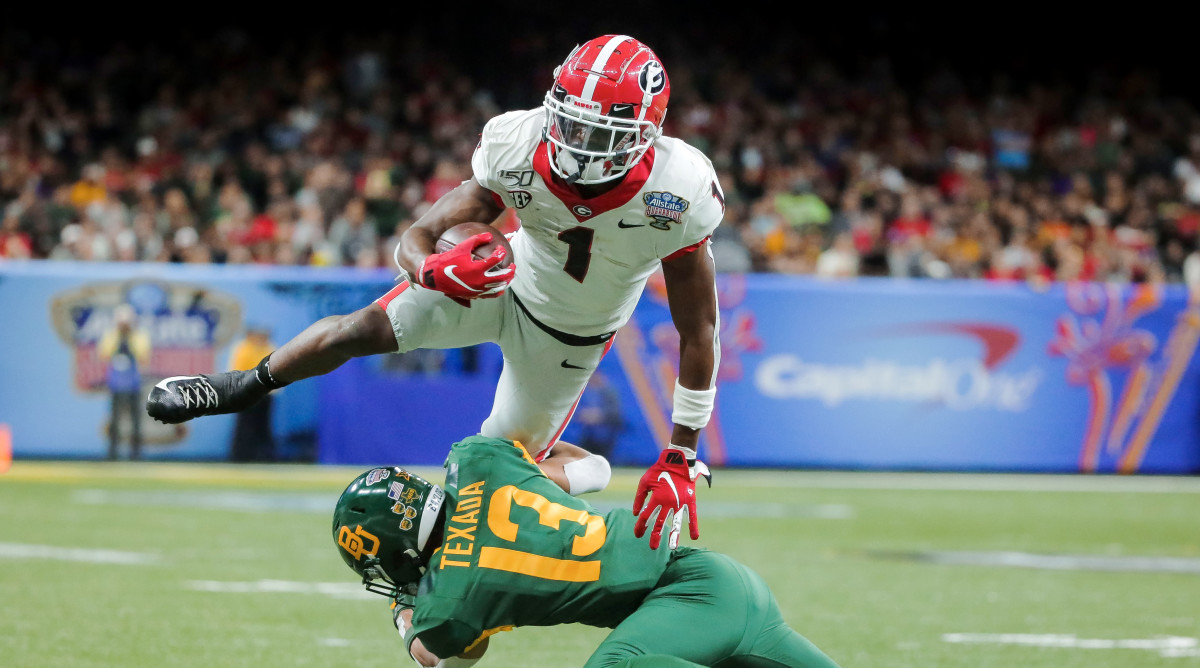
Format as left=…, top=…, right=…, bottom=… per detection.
left=617, top=220, right=645, bottom=228
left=657, top=471, right=680, bottom=506
left=561, top=360, right=586, bottom=370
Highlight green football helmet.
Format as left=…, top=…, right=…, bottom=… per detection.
left=332, top=466, right=446, bottom=598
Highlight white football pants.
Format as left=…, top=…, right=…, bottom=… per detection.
left=375, top=281, right=614, bottom=459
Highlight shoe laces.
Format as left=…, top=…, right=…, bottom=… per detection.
left=177, top=377, right=219, bottom=409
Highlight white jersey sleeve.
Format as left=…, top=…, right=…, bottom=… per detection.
left=650, top=138, right=725, bottom=259
left=472, top=110, right=538, bottom=197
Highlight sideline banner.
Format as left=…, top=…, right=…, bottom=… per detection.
left=0, top=261, right=395, bottom=461
left=3, top=261, right=1198, bottom=473
left=598, top=274, right=1200, bottom=473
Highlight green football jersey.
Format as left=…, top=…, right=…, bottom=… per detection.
left=406, top=435, right=691, bottom=659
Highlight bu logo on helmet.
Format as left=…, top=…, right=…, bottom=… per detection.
left=639, top=61, right=666, bottom=96
left=337, top=524, right=380, bottom=561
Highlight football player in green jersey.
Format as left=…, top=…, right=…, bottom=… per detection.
left=332, top=435, right=840, bottom=667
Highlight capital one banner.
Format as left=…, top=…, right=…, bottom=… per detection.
left=2, top=261, right=1198, bottom=473
left=601, top=274, right=1200, bottom=473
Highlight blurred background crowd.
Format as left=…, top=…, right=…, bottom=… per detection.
left=4, top=18, right=1200, bottom=285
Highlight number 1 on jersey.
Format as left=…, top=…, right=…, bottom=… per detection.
left=557, top=227, right=594, bottom=283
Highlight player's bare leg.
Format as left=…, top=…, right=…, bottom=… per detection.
left=268, top=304, right=398, bottom=381
left=147, top=305, right=396, bottom=424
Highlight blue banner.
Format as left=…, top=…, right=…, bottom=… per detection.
left=595, top=275, right=1200, bottom=473
left=3, top=261, right=1198, bottom=473
left=0, top=261, right=395, bottom=461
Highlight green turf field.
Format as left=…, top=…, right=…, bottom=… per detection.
left=2, top=462, right=1199, bottom=667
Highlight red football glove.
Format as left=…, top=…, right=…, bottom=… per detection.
left=633, top=445, right=712, bottom=550
left=418, top=233, right=515, bottom=300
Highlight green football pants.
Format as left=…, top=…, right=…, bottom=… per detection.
left=583, top=549, right=841, bottom=668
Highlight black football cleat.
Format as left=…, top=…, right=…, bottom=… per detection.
left=146, top=370, right=270, bottom=424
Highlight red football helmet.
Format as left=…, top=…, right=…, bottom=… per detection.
left=543, top=35, right=670, bottom=185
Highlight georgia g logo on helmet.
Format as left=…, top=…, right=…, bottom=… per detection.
left=639, top=61, right=667, bottom=96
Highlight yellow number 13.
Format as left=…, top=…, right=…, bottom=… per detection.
left=478, top=485, right=606, bottom=582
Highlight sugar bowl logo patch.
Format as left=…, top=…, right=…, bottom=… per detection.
left=643, top=191, right=689, bottom=230
left=365, top=468, right=391, bottom=485
left=50, top=279, right=242, bottom=393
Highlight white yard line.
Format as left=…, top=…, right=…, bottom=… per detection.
left=943, top=633, right=1200, bottom=658
left=75, top=489, right=854, bottom=519
left=0, top=542, right=159, bottom=565
left=919, top=551, right=1200, bottom=574
left=184, top=579, right=375, bottom=600
left=73, top=489, right=338, bottom=513
left=318, top=638, right=353, bottom=647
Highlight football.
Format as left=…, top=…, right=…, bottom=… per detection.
left=435, top=222, right=513, bottom=268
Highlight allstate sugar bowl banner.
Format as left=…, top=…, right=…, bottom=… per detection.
left=2, top=261, right=1198, bottom=472
left=0, top=261, right=394, bottom=461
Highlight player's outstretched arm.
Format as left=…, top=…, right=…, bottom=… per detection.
left=633, top=242, right=719, bottom=549
left=147, top=304, right=396, bottom=424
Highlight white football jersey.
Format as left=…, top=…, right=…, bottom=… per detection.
left=472, top=108, right=724, bottom=336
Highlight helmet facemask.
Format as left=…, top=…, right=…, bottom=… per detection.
left=543, top=87, right=658, bottom=185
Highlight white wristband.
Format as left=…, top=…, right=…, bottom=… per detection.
left=667, top=444, right=697, bottom=461
left=671, top=380, right=716, bottom=429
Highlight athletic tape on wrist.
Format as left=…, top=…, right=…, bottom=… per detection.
left=671, top=380, right=715, bottom=429
left=667, top=443, right=697, bottom=461
left=255, top=354, right=290, bottom=389
left=395, top=608, right=410, bottom=640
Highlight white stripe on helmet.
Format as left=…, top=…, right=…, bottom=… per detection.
left=580, top=34, right=631, bottom=102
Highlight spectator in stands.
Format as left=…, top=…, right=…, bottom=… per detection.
left=816, top=231, right=859, bottom=278
left=3, top=25, right=1200, bottom=290
left=325, top=196, right=377, bottom=266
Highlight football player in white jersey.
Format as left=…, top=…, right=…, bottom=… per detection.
left=148, top=34, right=723, bottom=550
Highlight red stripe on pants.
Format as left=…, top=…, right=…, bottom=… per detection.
left=374, top=281, right=411, bottom=309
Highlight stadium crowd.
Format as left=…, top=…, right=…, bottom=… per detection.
left=4, top=25, right=1200, bottom=285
